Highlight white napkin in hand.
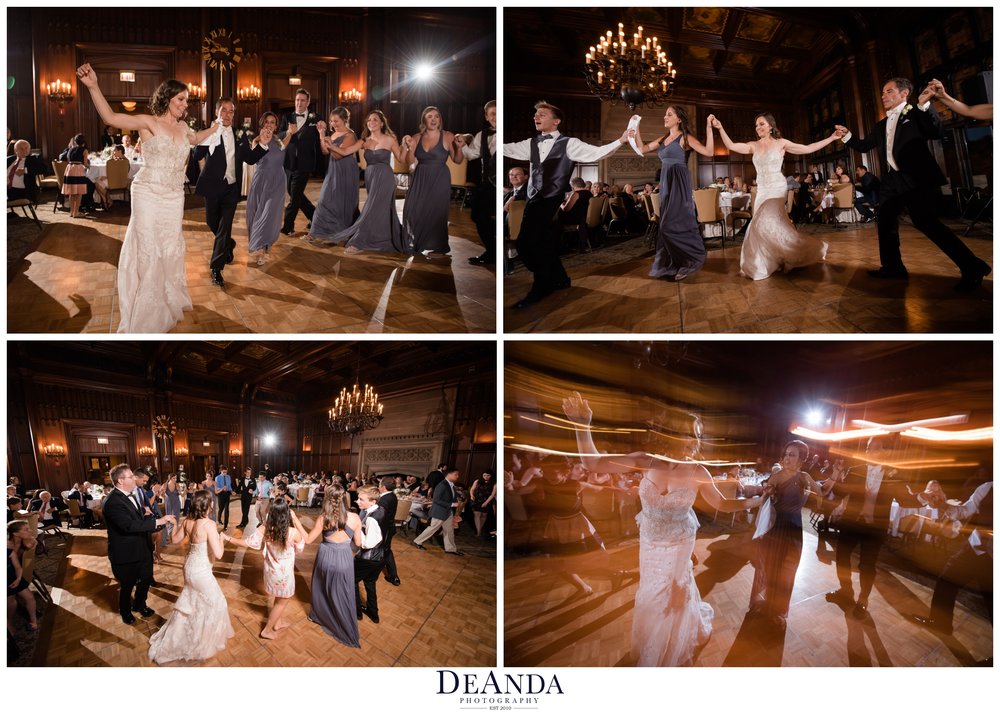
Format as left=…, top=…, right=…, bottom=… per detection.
left=628, top=114, right=644, bottom=156
left=200, top=121, right=225, bottom=155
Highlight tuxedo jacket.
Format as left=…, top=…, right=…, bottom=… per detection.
left=7, top=154, right=47, bottom=202
left=278, top=113, right=321, bottom=175
left=856, top=171, right=880, bottom=202
left=845, top=104, right=946, bottom=188
left=193, top=130, right=266, bottom=199
left=28, top=499, right=62, bottom=527
left=103, top=489, right=157, bottom=565
left=504, top=184, right=527, bottom=204
left=831, top=465, right=899, bottom=530
left=429, top=480, right=456, bottom=521
left=377, top=491, right=398, bottom=537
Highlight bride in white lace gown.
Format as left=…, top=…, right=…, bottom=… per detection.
left=563, top=392, right=762, bottom=666
left=148, top=490, right=233, bottom=664
left=711, top=114, right=845, bottom=280
left=76, top=64, right=219, bottom=332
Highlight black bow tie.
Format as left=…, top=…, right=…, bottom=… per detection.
left=537, top=133, right=554, bottom=141
left=485, top=127, right=496, bottom=136
left=295, top=113, right=305, bottom=118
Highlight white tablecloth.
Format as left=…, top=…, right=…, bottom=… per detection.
left=889, top=500, right=938, bottom=537
left=289, top=484, right=319, bottom=504
left=87, top=159, right=142, bottom=183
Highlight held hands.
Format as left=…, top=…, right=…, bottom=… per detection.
left=562, top=391, right=593, bottom=426
left=315, top=120, right=327, bottom=135
left=710, top=116, right=722, bottom=130
left=286, top=121, right=298, bottom=136
left=706, top=114, right=717, bottom=129
left=401, top=135, right=412, bottom=150
left=454, top=134, right=467, bottom=148
left=76, top=63, right=98, bottom=88
left=259, top=126, right=274, bottom=144
left=834, top=124, right=849, bottom=138
left=618, top=128, right=630, bottom=144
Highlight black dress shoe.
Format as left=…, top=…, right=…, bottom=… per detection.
left=132, top=605, right=155, bottom=618
left=955, top=261, right=992, bottom=292
left=468, top=254, right=494, bottom=266
left=225, top=254, right=234, bottom=265
left=210, top=269, right=225, bottom=287
left=446, top=550, right=465, bottom=557
left=867, top=267, right=909, bottom=280
left=366, top=610, right=380, bottom=624
left=825, top=588, right=853, bottom=606
left=280, top=228, right=294, bottom=236
left=553, top=278, right=571, bottom=290
left=910, top=614, right=952, bottom=635
left=513, top=290, right=551, bottom=309
left=412, top=542, right=427, bottom=550
left=384, top=576, right=401, bottom=586
left=121, top=613, right=136, bottom=625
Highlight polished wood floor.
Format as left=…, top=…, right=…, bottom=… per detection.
left=504, top=221, right=992, bottom=333
left=33, top=506, right=496, bottom=666
left=505, top=515, right=992, bottom=666
left=7, top=186, right=495, bottom=333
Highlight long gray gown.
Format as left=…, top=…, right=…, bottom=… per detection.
left=245, top=137, right=285, bottom=253
left=403, top=132, right=452, bottom=254
left=311, top=132, right=360, bottom=242
left=650, top=138, right=705, bottom=279
left=331, top=149, right=405, bottom=253
left=308, top=524, right=360, bottom=647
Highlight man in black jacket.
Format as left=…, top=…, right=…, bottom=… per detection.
left=354, top=486, right=385, bottom=623
left=278, top=88, right=324, bottom=236
left=377, top=477, right=400, bottom=586
left=103, top=464, right=174, bottom=624
left=6, top=140, right=46, bottom=203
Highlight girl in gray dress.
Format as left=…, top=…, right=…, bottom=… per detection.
left=400, top=106, right=465, bottom=256
left=308, top=107, right=360, bottom=245
left=329, top=110, right=407, bottom=254
left=246, top=112, right=294, bottom=266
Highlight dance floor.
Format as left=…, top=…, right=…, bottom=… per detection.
left=504, top=516, right=992, bottom=667
left=32, top=506, right=497, bottom=666
left=7, top=187, right=495, bottom=333
left=503, top=221, right=992, bottom=333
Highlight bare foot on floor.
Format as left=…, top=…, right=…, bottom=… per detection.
left=259, top=627, right=277, bottom=640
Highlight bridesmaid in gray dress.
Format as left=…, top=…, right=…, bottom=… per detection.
left=305, top=487, right=363, bottom=647
left=307, top=107, right=360, bottom=245
left=329, top=110, right=407, bottom=254
left=245, top=112, right=294, bottom=266
left=400, top=106, right=464, bottom=255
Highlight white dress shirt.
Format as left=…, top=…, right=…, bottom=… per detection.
left=461, top=130, right=496, bottom=161
left=840, top=101, right=932, bottom=171
left=359, top=510, right=383, bottom=549
left=503, top=130, right=623, bottom=164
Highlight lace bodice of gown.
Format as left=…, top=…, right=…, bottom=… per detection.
left=133, top=133, right=191, bottom=188
left=752, top=149, right=789, bottom=208
left=637, top=479, right=699, bottom=544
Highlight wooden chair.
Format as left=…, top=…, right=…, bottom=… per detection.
left=507, top=199, right=525, bottom=240
left=393, top=499, right=413, bottom=537
left=66, top=499, right=88, bottom=527
left=829, top=182, right=857, bottom=228
left=446, top=157, right=472, bottom=205
left=49, top=160, right=67, bottom=212
left=643, top=192, right=659, bottom=245
left=105, top=158, right=131, bottom=203
left=712, top=479, right=742, bottom=527
left=7, top=195, right=42, bottom=229
left=727, top=193, right=753, bottom=236
left=295, top=486, right=310, bottom=508
left=563, top=194, right=607, bottom=252
left=605, top=197, right=629, bottom=238
left=693, top=188, right=726, bottom=246
left=19, top=545, right=51, bottom=603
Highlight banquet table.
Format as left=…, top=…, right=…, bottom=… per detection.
left=86, top=158, right=143, bottom=183
left=889, top=500, right=938, bottom=537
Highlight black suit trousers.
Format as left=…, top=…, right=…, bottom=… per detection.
left=239, top=494, right=252, bottom=525
left=930, top=542, right=992, bottom=629
left=216, top=491, right=231, bottom=528
left=111, top=557, right=153, bottom=617
left=470, top=184, right=496, bottom=258
left=515, top=195, right=568, bottom=295
left=381, top=529, right=398, bottom=580
left=877, top=171, right=979, bottom=274
left=282, top=170, right=315, bottom=232
left=206, top=182, right=240, bottom=271
left=354, top=558, right=383, bottom=616
left=834, top=524, right=883, bottom=600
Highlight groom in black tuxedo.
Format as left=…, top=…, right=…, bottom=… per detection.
left=194, top=98, right=268, bottom=288
left=103, top=464, right=175, bottom=624
left=837, top=78, right=991, bottom=291
left=278, top=88, right=324, bottom=236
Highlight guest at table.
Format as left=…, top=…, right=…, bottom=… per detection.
left=833, top=165, right=852, bottom=184
left=7, top=497, right=23, bottom=523
left=6, top=139, right=46, bottom=204
left=29, top=490, right=62, bottom=528
left=67, top=481, right=96, bottom=528
left=854, top=165, right=879, bottom=223
left=7, top=519, right=39, bottom=635
left=100, top=125, right=117, bottom=148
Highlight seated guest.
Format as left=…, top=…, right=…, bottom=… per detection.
left=918, top=480, right=948, bottom=510
left=833, top=165, right=852, bottom=184
left=806, top=163, right=825, bottom=184
left=853, top=165, right=879, bottom=223
left=109, top=145, right=127, bottom=161
left=7, top=496, right=23, bottom=523
left=100, top=125, right=117, bottom=148
left=405, top=475, right=421, bottom=492
left=67, top=481, right=96, bottom=527
left=560, top=177, right=592, bottom=239
left=28, top=490, right=62, bottom=527
left=120, top=134, right=136, bottom=158
left=6, top=140, right=46, bottom=203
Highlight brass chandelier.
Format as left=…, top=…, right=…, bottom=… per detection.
left=583, top=23, right=677, bottom=111
left=327, top=347, right=384, bottom=434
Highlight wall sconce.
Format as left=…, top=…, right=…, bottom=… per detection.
left=229, top=448, right=242, bottom=457
left=138, top=446, right=156, bottom=457
left=174, top=447, right=189, bottom=457
left=43, top=443, right=66, bottom=465
left=186, top=83, right=206, bottom=103
left=119, top=71, right=136, bottom=83
left=46, top=79, right=73, bottom=115
left=237, top=84, right=261, bottom=103
left=121, top=101, right=137, bottom=112
left=338, top=88, right=362, bottom=104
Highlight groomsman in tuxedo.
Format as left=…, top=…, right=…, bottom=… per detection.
left=458, top=100, right=497, bottom=266
left=411, top=468, right=464, bottom=555
left=236, top=466, right=256, bottom=529
left=214, top=466, right=232, bottom=530
left=837, top=78, right=991, bottom=291
left=6, top=140, right=46, bottom=202
left=195, top=98, right=268, bottom=288
left=503, top=101, right=629, bottom=308
left=279, top=88, right=324, bottom=236
left=103, top=464, right=174, bottom=624
left=377, top=477, right=401, bottom=586
left=354, top=486, right=385, bottom=623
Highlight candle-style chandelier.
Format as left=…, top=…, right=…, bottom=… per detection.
left=328, top=346, right=384, bottom=434
left=583, top=23, right=677, bottom=111
left=46, top=79, right=73, bottom=114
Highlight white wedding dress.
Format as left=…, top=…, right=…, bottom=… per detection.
left=116, top=132, right=193, bottom=333
left=740, top=148, right=828, bottom=280
left=148, top=541, right=233, bottom=664
left=631, top=480, right=713, bottom=667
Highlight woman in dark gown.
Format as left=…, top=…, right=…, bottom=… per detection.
left=308, top=107, right=360, bottom=245
left=329, top=110, right=407, bottom=254
left=741, top=440, right=822, bottom=630
left=246, top=112, right=293, bottom=265
left=400, top=106, right=464, bottom=255
left=305, top=486, right=363, bottom=647
left=630, top=107, right=715, bottom=280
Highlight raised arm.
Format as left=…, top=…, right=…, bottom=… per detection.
left=561, top=391, right=653, bottom=472
left=77, top=64, right=155, bottom=134
left=710, top=117, right=751, bottom=155
left=782, top=127, right=845, bottom=156
left=926, top=79, right=993, bottom=121
left=444, top=131, right=464, bottom=163
left=685, top=114, right=716, bottom=158
left=628, top=120, right=663, bottom=155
